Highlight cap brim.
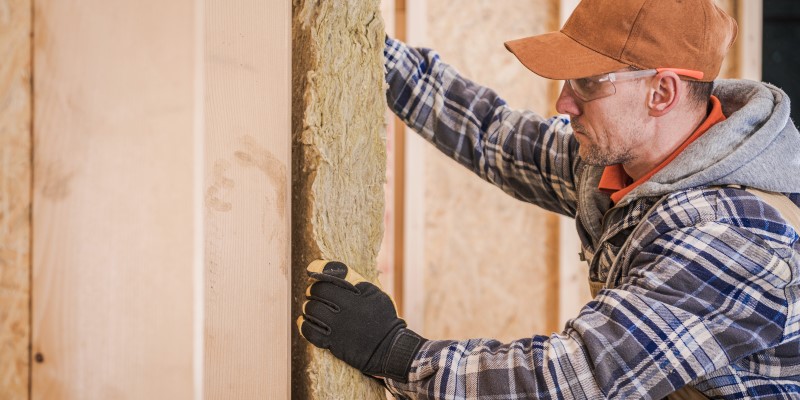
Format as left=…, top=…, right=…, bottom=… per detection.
left=504, top=31, right=628, bottom=80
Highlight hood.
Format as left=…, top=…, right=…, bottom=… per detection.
left=625, top=79, right=800, bottom=202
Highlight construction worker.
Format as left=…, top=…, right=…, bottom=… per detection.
left=299, top=0, right=800, bottom=398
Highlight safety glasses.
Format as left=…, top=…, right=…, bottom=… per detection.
left=567, top=68, right=705, bottom=102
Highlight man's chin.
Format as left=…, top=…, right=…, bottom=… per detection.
left=582, top=158, right=608, bottom=167
left=579, top=148, right=614, bottom=167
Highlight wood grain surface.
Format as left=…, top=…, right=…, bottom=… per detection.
left=31, top=0, right=197, bottom=398
left=203, top=0, right=290, bottom=398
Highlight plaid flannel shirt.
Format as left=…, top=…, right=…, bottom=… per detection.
left=382, top=37, right=800, bottom=399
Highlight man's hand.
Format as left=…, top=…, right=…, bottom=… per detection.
left=297, top=260, right=425, bottom=382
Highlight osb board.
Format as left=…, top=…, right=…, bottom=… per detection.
left=203, top=0, right=290, bottom=398
left=421, top=0, right=562, bottom=341
left=0, top=0, right=31, bottom=397
left=292, top=0, right=388, bottom=399
left=32, top=0, right=197, bottom=398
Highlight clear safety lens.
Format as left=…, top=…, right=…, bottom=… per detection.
left=568, top=76, right=616, bottom=101
left=567, top=69, right=660, bottom=102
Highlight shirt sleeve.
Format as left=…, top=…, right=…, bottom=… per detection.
left=384, top=220, right=793, bottom=399
left=384, top=36, right=581, bottom=217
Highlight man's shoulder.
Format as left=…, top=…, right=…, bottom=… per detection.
left=642, top=186, right=800, bottom=245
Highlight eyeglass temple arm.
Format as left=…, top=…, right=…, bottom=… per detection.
left=656, top=68, right=705, bottom=80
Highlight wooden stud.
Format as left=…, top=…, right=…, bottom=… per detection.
left=203, top=0, right=291, bottom=398
left=393, top=0, right=407, bottom=316
left=736, top=0, right=763, bottom=81
left=400, top=0, right=429, bottom=336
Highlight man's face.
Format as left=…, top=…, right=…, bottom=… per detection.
left=555, top=72, right=652, bottom=167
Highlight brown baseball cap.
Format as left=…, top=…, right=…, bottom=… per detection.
left=504, top=0, right=738, bottom=82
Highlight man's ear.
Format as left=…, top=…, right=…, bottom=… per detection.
left=647, top=71, right=681, bottom=117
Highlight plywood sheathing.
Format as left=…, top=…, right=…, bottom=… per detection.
left=292, top=0, right=388, bottom=399
left=419, top=0, right=562, bottom=342
left=0, top=0, right=32, bottom=397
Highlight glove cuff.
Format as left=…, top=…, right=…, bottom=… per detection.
left=381, top=328, right=426, bottom=383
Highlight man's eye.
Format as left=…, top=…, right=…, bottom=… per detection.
left=576, top=78, right=597, bottom=90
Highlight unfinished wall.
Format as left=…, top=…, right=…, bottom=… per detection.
left=0, top=0, right=31, bottom=397
left=407, top=0, right=562, bottom=342
left=292, top=0, right=388, bottom=399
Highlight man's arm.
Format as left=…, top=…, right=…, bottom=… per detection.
left=298, top=215, right=794, bottom=398
left=383, top=207, right=794, bottom=398
left=385, top=36, right=581, bottom=217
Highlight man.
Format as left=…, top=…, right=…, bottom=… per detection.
left=298, top=0, right=800, bottom=398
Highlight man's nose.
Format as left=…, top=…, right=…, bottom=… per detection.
left=555, top=82, right=581, bottom=117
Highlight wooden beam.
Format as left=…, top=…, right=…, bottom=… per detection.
left=203, top=0, right=291, bottom=398
left=0, top=0, right=32, bottom=397
left=737, top=0, right=763, bottom=81
left=400, top=0, right=429, bottom=336
left=393, top=0, right=407, bottom=316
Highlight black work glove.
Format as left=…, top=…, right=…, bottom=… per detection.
left=297, top=260, right=426, bottom=382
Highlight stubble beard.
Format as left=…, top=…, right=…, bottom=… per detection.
left=573, top=121, right=634, bottom=167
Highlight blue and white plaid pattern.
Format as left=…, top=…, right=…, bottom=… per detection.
left=383, top=37, right=800, bottom=399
